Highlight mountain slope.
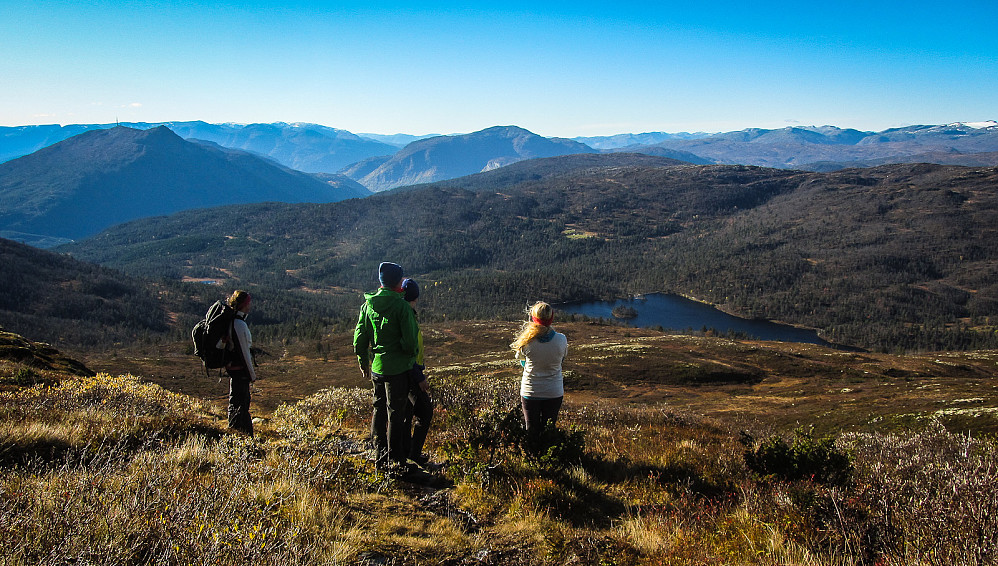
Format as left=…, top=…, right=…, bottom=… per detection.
left=608, top=145, right=714, bottom=164
left=392, top=152, right=693, bottom=193
left=0, top=237, right=172, bottom=347
left=0, top=126, right=368, bottom=245
left=352, top=125, right=598, bottom=191
left=164, top=121, right=398, bottom=173
left=57, top=162, right=998, bottom=351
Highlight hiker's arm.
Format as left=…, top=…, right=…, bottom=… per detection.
left=234, top=321, right=257, bottom=382
left=400, top=307, right=420, bottom=359
left=353, top=305, right=372, bottom=379
left=412, top=363, right=429, bottom=392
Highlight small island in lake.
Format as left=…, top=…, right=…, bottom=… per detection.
left=611, top=305, right=638, bottom=319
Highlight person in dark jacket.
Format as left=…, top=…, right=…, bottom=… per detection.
left=354, top=262, right=420, bottom=472
left=400, top=278, right=433, bottom=466
left=225, top=290, right=256, bottom=436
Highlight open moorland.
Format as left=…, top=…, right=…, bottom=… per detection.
left=79, top=320, right=998, bottom=436
left=3, top=321, right=996, bottom=565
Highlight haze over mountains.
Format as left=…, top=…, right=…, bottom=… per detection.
left=0, top=126, right=368, bottom=246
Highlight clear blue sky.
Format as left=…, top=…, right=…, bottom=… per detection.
left=2, top=0, right=996, bottom=136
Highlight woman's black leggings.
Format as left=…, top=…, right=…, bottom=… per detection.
left=521, top=396, right=563, bottom=437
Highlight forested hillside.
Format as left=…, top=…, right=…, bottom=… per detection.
left=0, top=237, right=355, bottom=352
left=57, top=159, right=998, bottom=351
left=0, top=238, right=170, bottom=347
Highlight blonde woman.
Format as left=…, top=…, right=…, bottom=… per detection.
left=511, top=301, right=568, bottom=441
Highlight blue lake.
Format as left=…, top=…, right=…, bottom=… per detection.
left=558, top=293, right=831, bottom=346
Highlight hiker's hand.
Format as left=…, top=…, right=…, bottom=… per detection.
left=419, top=379, right=430, bottom=393
left=361, top=366, right=371, bottom=380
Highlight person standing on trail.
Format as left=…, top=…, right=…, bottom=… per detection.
left=400, top=278, right=434, bottom=466
left=354, top=262, right=420, bottom=472
left=225, top=290, right=257, bottom=436
left=511, top=301, right=568, bottom=444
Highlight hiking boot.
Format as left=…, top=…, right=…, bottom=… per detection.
left=384, top=461, right=416, bottom=479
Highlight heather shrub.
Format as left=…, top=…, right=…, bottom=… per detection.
left=4, top=365, right=40, bottom=386
left=271, top=386, right=370, bottom=441
left=841, top=421, right=998, bottom=565
left=742, top=428, right=852, bottom=486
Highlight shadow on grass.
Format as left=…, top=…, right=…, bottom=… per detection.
left=0, top=422, right=226, bottom=468
left=584, top=452, right=735, bottom=500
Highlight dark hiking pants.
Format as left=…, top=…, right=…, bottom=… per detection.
left=521, top=395, right=563, bottom=436
left=227, top=369, right=253, bottom=436
left=403, top=386, right=434, bottom=460
left=371, top=371, right=410, bottom=469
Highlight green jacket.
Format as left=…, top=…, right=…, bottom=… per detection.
left=353, top=287, right=420, bottom=376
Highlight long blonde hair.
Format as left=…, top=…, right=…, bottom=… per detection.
left=511, top=301, right=554, bottom=351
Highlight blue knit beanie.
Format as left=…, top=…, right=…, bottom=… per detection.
left=379, top=262, right=404, bottom=288
left=402, top=278, right=420, bottom=302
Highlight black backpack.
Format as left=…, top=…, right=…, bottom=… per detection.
left=192, top=300, right=236, bottom=374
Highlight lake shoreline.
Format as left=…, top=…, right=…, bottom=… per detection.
left=558, top=292, right=846, bottom=348
left=675, top=292, right=827, bottom=336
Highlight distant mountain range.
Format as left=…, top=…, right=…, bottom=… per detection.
left=627, top=122, right=998, bottom=170
left=571, top=131, right=713, bottom=149
left=0, top=126, right=369, bottom=246
left=3, top=120, right=997, bottom=193
left=0, top=121, right=399, bottom=173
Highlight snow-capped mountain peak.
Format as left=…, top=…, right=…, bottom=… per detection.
left=948, top=121, right=998, bottom=129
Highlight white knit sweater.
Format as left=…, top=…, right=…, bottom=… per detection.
left=515, top=330, right=567, bottom=399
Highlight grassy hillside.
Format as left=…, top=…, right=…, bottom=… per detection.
left=2, top=324, right=996, bottom=565
left=58, top=161, right=998, bottom=351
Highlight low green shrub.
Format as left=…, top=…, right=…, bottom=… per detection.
left=742, top=428, right=852, bottom=486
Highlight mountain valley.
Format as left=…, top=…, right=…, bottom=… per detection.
left=40, top=156, right=998, bottom=353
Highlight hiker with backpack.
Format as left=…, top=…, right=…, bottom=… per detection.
left=354, top=263, right=420, bottom=474
left=224, top=290, right=257, bottom=436
left=511, top=301, right=568, bottom=447
left=400, top=278, right=434, bottom=467
left=191, top=289, right=258, bottom=436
